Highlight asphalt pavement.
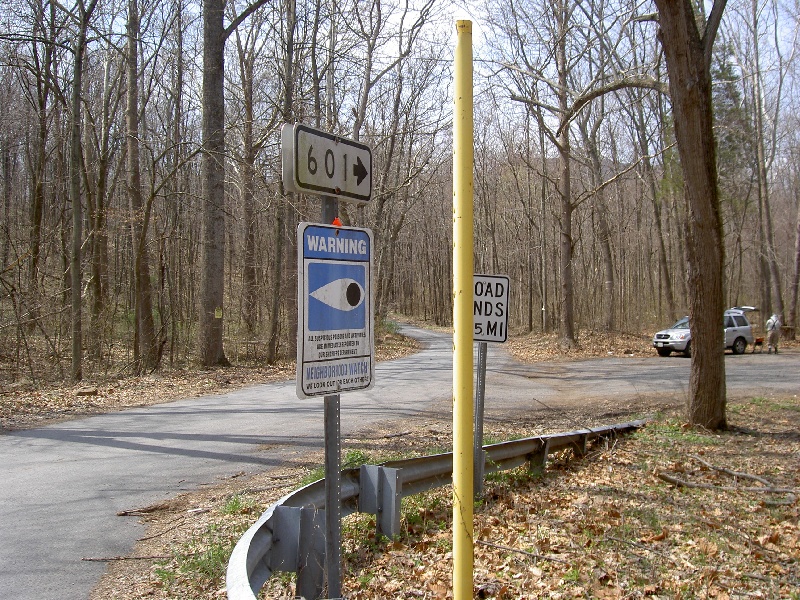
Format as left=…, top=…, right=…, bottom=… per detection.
left=1, top=325, right=796, bottom=599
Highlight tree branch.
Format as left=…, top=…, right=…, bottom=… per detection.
left=476, top=539, right=570, bottom=564
left=689, top=454, right=775, bottom=487
left=703, top=0, right=728, bottom=70
left=224, top=0, right=272, bottom=41
left=557, top=76, right=667, bottom=135
left=657, top=470, right=797, bottom=494
left=0, top=33, right=73, bottom=52
left=509, top=94, right=561, bottom=115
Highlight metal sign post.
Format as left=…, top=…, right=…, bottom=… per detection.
left=321, top=198, right=341, bottom=600
left=285, top=121, right=374, bottom=599
left=473, top=341, right=488, bottom=497
left=472, top=274, right=509, bottom=498
left=298, top=210, right=373, bottom=599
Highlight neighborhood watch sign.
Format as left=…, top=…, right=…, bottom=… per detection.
left=296, top=222, right=375, bottom=398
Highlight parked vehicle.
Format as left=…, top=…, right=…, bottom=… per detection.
left=652, top=308, right=755, bottom=357
left=653, top=316, right=691, bottom=357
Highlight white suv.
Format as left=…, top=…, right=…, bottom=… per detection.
left=652, top=308, right=755, bottom=357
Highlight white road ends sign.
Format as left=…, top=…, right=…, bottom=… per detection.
left=474, top=274, right=509, bottom=343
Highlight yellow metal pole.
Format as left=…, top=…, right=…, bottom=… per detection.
left=452, top=19, right=474, bottom=600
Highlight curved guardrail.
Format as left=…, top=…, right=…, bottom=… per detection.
left=227, top=419, right=647, bottom=599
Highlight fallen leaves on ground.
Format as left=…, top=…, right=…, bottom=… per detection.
left=90, top=395, right=799, bottom=599
left=505, top=329, right=656, bottom=362
left=0, top=329, right=418, bottom=431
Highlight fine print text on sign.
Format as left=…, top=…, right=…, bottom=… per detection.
left=282, top=123, right=372, bottom=203
left=297, top=223, right=374, bottom=398
left=474, top=274, right=509, bottom=343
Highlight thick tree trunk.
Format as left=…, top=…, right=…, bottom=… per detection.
left=199, top=0, right=229, bottom=366
left=655, top=0, right=727, bottom=430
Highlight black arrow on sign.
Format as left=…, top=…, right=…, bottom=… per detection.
left=353, top=156, right=368, bottom=186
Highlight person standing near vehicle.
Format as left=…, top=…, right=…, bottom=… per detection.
left=766, top=313, right=782, bottom=354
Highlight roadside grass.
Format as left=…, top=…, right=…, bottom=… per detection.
left=153, top=511, right=254, bottom=597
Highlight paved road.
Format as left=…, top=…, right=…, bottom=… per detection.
left=1, top=325, right=797, bottom=599
left=482, top=340, right=799, bottom=416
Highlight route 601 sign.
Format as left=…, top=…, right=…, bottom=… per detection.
left=282, top=123, right=372, bottom=203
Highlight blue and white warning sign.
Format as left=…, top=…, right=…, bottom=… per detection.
left=297, top=222, right=374, bottom=398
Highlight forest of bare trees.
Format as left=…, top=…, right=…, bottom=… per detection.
left=1, top=0, right=799, bottom=386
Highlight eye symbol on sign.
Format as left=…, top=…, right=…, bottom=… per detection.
left=310, top=278, right=365, bottom=311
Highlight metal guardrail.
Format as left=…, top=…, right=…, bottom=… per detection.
left=226, top=419, right=648, bottom=600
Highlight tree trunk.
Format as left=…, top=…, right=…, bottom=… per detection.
left=128, top=0, right=158, bottom=373
left=88, top=54, right=114, bottom=361
left=632, top=96, right=676, bottom=323
left=199, top=0, right=229, bottom=366
left=655, top=0, right=727, bottom=430
left=1, top=140, right=10, bottom=268
left=789, top=184, right=800, bottom=338
left=236, top=37, right=258, bottom=335
left=167, top=0, right=185, bottom=365
left=538, top=111, right=549, bottom=333
left=26, top=0, right=56, bottom=334
left=267, top=0, right=295, bottom=364
left=556, top=0, right=576, bottom=348
left=580, top=118, right=615, bottom=332
left=69, top=0, right=99, bottom=381
left=749, top=0, right=783, bottom=320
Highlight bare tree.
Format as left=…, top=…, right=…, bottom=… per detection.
left=790, top=178, right=800, bottom=336
left=726, top=0, right=796, bottom=318
left=231, top=7, right=273, bottom=336
left=13, top=0, right=65, bottom=334
left=127, top=0, right=159, bottom=372
left=83, top=40, right=123, bottom=361
left=198, top=0, right=270, bottom=366
left=654, top=0, right=728, bottom=429
left=621, top=76, right=679, bottom=324
left=61, top=0, right=100, bottom=381
left=266, top=0, right=295, bottom=365
left=489, top=0, right=665, bottom=347
left=576, top=93, right=615, bottom=331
